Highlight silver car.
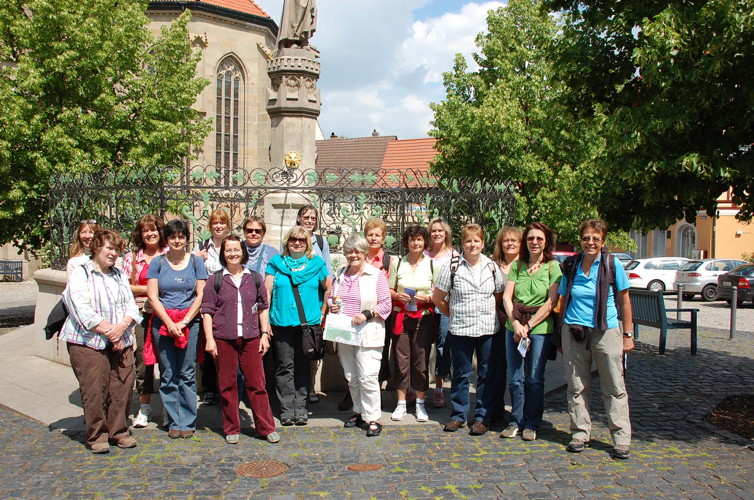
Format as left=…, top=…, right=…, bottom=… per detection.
left=674, top=259, right=747, bottom=302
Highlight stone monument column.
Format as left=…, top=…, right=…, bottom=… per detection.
left=266, top=49, right=321, bottom=171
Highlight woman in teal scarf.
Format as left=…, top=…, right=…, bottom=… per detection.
left=265, top=226, right=331, bottom=425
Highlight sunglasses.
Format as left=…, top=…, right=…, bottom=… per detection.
left=581, top=236, right=602, bottom=243
left=526, top=236, right=545, bottom=242
left=288, top=237, right=308, bottom=244
left=245, top=228, right=264, bottom=234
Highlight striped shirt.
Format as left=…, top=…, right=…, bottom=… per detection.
left=435, top=254, right=504, bottom=337
left=60, top=260, right=142, bottom=350
left=329, top=267, right=392, bottom=320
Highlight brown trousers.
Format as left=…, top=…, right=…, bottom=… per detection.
left=68, top=342, right=135, bottom=447
left=392, top=314, right=434, bottom=392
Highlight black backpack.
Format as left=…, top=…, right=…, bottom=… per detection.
left=213, top=269, right=262, bottom=294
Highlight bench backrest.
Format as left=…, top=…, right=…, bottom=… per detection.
left=629, top=288, right=666, bottom=327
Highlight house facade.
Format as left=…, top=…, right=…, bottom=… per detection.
left=629, top=191, right=754, bottom=261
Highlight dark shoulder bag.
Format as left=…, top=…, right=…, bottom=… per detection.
left=288, top=274, right=325, bottom=360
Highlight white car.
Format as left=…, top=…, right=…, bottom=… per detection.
left=625, top=257, right=691, bottom=292
left=674, top=258, right=747, bottom=302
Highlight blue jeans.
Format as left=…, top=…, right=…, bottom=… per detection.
left=434, top=311, right=452, bottom=379
left=447, top=333, right=495, bottom=424
left=152, top=317, right=199, bottom=431
left=505, top=329, right=550, bottom=431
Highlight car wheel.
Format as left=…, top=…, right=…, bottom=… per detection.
left=701, top=284, right=718, bottom=302
left=648, top=280, right=665, bottom=293
left=682, top=292, right=695, bottom=301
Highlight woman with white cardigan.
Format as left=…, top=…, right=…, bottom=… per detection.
left=328, top=234, right=392, bottom=436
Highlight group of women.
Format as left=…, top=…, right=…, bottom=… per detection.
left=62, top=213, right=634, bottom=459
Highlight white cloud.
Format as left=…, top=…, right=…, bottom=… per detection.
left=396, top=2, right=505, bottom=84
left=252, top=1, right=504, bottom=138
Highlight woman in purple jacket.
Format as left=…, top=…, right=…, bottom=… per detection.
left=202, top=235, right=279, bottom=445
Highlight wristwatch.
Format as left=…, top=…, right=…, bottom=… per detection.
left=261, top=331, right=271, bottom=336
left=623, top=331, right=633, bottom=338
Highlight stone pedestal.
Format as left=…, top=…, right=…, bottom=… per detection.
left=33, top=269, right=71, bottom=366
left=266, top=47, right=321, bottom=171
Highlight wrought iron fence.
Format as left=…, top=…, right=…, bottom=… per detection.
left=49, top=165, right=516, bottom=269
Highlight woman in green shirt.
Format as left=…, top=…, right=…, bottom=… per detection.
left=501, top=222, right=562, bottom=441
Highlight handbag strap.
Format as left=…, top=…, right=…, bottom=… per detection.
left=287, top=274, right=309, bottom=326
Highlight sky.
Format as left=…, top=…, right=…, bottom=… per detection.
left=253, top=0, right=506, bottom=140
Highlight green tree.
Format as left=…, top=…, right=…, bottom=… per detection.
left=429, top=0, right=610, bottom=245
left=0, top=0, right=210, bottom=251
left=546, top=0, right=754, bottom=230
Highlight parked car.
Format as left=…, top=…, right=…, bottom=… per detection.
left=553, top=251, right=578, bottom=265
left=717, top=264, right=754, bottom=306
left=625, top=257, right=690, bottom=292
left=611, top=253, right=633, bottom=266
left=674, top=259, right=747, bottom=302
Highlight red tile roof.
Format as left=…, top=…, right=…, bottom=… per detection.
left=315, top=136, right=398, bottom=171
left=157, top=0, right=270, bottom=17
left=381, top=138, right=438, bottom=174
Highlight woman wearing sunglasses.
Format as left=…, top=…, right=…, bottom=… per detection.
left=242, top=216, right=279, bottom=275
left=501, top=222, right=561, bottom=441
left=557, top=220, right=633, bottom=459
left=265, top=226, right=331, bottom=425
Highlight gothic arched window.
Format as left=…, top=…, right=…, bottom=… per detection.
left=216, top=57, right=243, bottom=185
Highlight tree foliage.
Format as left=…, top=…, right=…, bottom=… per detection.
left=546, top=0, right=754, bottom=230
left=0, top=0, right=211, bottom=251
left=429, top=0, right=616, bottom=246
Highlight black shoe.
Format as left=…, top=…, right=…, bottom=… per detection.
left=280, top=417, right=294, bottom=426
left=344, top=414, right=365, bottom=428
left=366, top=421, right=382, bottom=437
left=566, top=439, right=589, bottom=453
left=611, top=445, right=630, bottom=459
left=203, top=391, right=218, bottom=406
left=294, top=415, right=308, bottom=426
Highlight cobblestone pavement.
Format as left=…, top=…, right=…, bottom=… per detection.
left=1, top=327, right=753, bottom=499
left=0, top=281, right=37, bottom=335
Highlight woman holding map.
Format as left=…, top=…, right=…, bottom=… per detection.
left=327, top=234, right=391, bottom=436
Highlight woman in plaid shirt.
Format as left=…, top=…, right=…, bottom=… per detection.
left=61, top=229, right=142, bottom=454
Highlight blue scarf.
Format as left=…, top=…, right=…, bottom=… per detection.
left=268, top=254, right=326, bottom=286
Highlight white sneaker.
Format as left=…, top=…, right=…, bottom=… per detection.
left=133, top=408, right=151, bottom=428
left=415, top=402, right=428, bottom=422
left=500, top=423, right=520, bottom=438
left=391, top=403, right=407, bottom=421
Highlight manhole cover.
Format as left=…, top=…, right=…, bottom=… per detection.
left=236, top=461, right=289, bottom=478
left=347, top=463, right=382, bottom=472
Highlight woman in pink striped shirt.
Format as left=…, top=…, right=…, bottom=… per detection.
left=328, top=234, right=392, bottom=436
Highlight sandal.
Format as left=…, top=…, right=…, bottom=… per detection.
left=344, top=413, right=365, bottom=428
left=366, top=421, right=382, bottom=437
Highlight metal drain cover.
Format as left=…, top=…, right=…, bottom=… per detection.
left=347, top=463, right=382, bottom=472
left=236, top=461, right=289, bottom=478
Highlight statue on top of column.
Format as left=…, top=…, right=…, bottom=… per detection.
left=276, top=0, right=317, bottom=51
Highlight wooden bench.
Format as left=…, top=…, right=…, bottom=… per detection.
left=629, top=288, right=698, bottom=355
left=0, top=260, right=23, bottom=282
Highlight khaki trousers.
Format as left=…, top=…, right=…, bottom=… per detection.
left=561, top=324, right=631, bottom=446
left=68, top=342, right=135, bottom=447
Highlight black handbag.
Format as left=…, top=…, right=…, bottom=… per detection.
left=288, top=275, right=325, bottom=360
